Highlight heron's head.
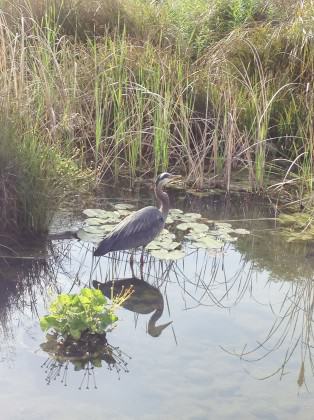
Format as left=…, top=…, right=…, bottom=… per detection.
left=148, top=320, right=173, bottom=337
left=155, top=172, right=181, bottom=188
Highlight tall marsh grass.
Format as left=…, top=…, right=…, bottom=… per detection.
left=0, top=0, right=313, bottom=236
left=0, top=116, right=88, bottom=235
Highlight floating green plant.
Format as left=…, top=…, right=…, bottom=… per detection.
left=83, top=209, right=121, bottom=220
left=40, top=288, right=119, bottom=340
left=145, top=229, right=180, bottom=254
left=40, top=287, right=132, bottom=387
left=113, top=203, right=135, bottom=210
left=169, top=209, right=183, bottom=215
left=176, top=222, right=209, bottom=233
left=191, top=236, right=224, bottom=250
left=278, top=212, right=314, bottom=242
left=76, top=229, right=104, bottom=244
left=232, top=228, right=250, bottom=235
left=149, top=249, right=186, bottom=260
left=278, top=212, right=312, bottom=230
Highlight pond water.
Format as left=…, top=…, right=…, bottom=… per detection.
left=0, top=185, right=314, bottom=420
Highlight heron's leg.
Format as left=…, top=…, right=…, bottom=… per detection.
left=130, top=250, right=134, bottom=264
left=130, top=260, right=136, bottom=278
left=140, top=247, right=145, bottom=266
left=140, top=264, right=144, bottom=280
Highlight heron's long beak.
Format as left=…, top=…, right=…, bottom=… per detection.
left=169, top=175, right=182, bottom=185
left=148, top=321, right=173, bottom=337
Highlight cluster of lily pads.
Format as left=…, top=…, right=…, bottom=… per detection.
left=78, top=204, right=250, bottom=260
left=77, top=203, right=135, bottom=244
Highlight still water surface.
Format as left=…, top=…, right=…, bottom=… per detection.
left=0, top=186, right=313, bottom=420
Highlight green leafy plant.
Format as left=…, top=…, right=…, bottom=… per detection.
left=40, top=288, right=118, bottom=340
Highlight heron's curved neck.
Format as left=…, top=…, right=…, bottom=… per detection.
left=155, top=183, right=170, bottom=219
left=148, top=308, right=162, bottom=334
left=148, top=305, right=172, bottom=337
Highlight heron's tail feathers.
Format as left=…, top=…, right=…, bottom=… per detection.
left=93, top=239, right=112, bottom=256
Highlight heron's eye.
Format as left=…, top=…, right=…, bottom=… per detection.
left=156, top=172, right=171, bottom=184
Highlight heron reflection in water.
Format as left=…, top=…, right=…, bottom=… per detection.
left=93, top=173, right=181, bottom=262
left=93, top=277, right=172, bottom=337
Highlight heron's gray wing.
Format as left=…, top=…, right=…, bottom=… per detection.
left=93, top=206, right=164, bottom=256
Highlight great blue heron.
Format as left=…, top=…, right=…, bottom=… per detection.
left=93, top=277, right=172, bottom=337
left=93, top=172, right=181, bottom=258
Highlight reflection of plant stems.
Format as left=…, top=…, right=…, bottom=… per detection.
left=221, top=275, right=314, bottom=388
left=0, top=239, right=62, bottom=341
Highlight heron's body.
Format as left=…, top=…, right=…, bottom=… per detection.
left=93, top=206, right=164, bottom=256
left=93, top=173, right=180, bottom=257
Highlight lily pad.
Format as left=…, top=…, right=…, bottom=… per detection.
left=232, top=228, right=250, bottom=235
left=185, top=231, right=208, bottom=240
left=219, top=233, right=238, bottom=242
left=83, top=209, right=121, bottom=221
left=147, top=240, right=180, bottom=251
left=85, top=217, right=108, bottom=226
left=145, top=241, right=162, bottom=250
left=215, top=222, right=233, bottom=229
left=76, top=229, right=104, bottom=244
left=176, top=222, right=209, bottom=233
left=178, top=213, right=202, bottom=222
left=160, top=234, right=176, bottom=242
left=99, top=211, right=121, bottom=220
left=169, top=209, right=183, bottom=215
left=116, top=209, right=132, bottom=217
left=82, top=225, right=113, bottom=234
left=83, top=209, right=110, bottom=218
left=205, top=230, right=221, bottom=237
left=192, top=236, right=223, bottom=249
left=114, top=203, right=135, bottom=210
left=163, top=241, right=181, bottom=250
left=150, top=249, right=185, bottom=260
left=158, top=229, right=176, bottom=240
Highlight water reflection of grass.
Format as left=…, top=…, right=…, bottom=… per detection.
left=223, top=275, right=314, bottom=389
left=0, top=240, right=61, bottom=341
left=201, top=223, right=314, bottom=388
left=235, top=226, right=313, bottom=281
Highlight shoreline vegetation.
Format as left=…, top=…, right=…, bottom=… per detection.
left=0, top=0, right=313, bottom=234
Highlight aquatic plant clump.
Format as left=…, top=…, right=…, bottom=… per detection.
left=40, top=288, right=118, bottom=340
left=40, top=287, right=132, bottom=387
left=0, top=117, right=90, bottom=235
left=278, top=212, right=314, bottom=242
